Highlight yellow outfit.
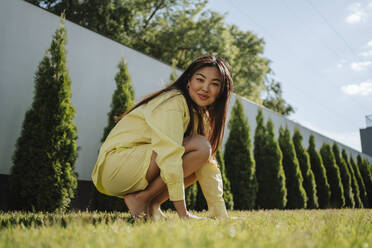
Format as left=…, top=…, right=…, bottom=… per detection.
left=91, top=89, right=228, bottom=218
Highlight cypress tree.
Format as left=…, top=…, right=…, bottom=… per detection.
left=194, top=183, right=207, bottom=211
left=342, top=150, right=363, bottom=208
left=255, top=114, right=287, bottom=209
left=279, top=127, right=307, bottom=209
left=307, top=135, right=330, bottom=208
left=185, top=183, right=198, bottom=209
left=360, top=158, right=372, bottom=208
left=332, top=143, right=354, bottom=208
left=194, top=149, right=234, bottom=210
left=320, top=143, right=345, bottom=208
left=224, top=98, right=257, bottom=209
left=89, top=57, right=134, bottom=211
left=356, top=154, right=368, bottom=207
left=292, top=129, right=318, bottom=209
left=9, top=18, right=78, bottom=211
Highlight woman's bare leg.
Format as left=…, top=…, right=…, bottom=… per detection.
left=123, top=135, right=210, bottom=217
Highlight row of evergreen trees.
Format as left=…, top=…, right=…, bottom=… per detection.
left=222, top=98, right=372, bottom=210
left=8, top=19, right=372, bottom=212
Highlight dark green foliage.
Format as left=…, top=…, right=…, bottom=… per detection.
left=254, top=111, right=287, bottom=209
left=89, top=58, right=134, bottom=211
left=224, top=99, right=257, bottom=209
left=360, top=158, right=372, bottom=208
left=89, top=189, right=127, bottom=212
left=9, top=19, right=78, bottom=211
left=307, top=135, right=330, bottom=208
left=279, top=127, right=307, bottom=209
left=332, top=144, right=354, bottom=208
left=185, top=183, right=198, bottom=209
left=292, top=129, right=318, bottom=209
left=320, top=144, right=345, bottom=208
left=194, top=182, right=208, bottom=211
left=342, top=150, right=363, bottom=208
left=356, top=154, right=369, bottom=207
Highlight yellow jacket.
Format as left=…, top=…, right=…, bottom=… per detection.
left=92, top=89, right=228, bottom=218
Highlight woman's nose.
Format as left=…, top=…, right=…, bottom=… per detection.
left=201, top=82, right=209, bottom=92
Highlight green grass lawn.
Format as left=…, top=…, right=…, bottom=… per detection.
left=1, top=209, right=371, bottom=248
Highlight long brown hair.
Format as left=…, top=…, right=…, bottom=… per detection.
left=114, top=55, right=233, bottom=154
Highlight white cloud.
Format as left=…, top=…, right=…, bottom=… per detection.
left=341, top=80, right=372, bottom=96
left=369, top=2, right=372, bottom=8
left=350, top=61, right=372, bottom=71
left=368, top=40, right=372, bottom=47
left=345, top=3, right=368, bottom=24
left=336, top=59, right=347, bottom=69
left=360, top=50, right=372, bottom=57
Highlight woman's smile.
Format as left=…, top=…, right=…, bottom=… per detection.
left=197, top=93, right=209, bottom=100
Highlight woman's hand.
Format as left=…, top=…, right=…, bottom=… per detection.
left=184, top=212, right=208, bottom=219
left=173, top=200, right=208, bottom=219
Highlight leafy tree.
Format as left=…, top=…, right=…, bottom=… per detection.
left=332, top=143, right=354, bottom=208
left=342, top=149, right=363, bottom=208
left=320, top=144, right=344, bottom=208
left=307, top=135, right=330, bottom=208
left=28, top=0, right=294, bottom=114
left=167, top=59, right=178, bottom=86
left=254, top=111, right=287, bottom=209
left=356, top=154, right=369, bottom=207
left=89, top=58, right=134, bottom=211
left=9, top=18, right=78, bottom=211
left=360, top=158, right=372, bottom=208
left=292, top=129, right=318, bottom=209
left=262, top=79, right=295, bottom=116
left=278, top=127, right=307, bottom=209
left=224, top=99, right=257, bottom=209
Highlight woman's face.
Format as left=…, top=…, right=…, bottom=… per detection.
left=187, top=66, right=222, bottom=107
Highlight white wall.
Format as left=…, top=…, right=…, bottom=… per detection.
left=1, top=0, right=370, bottom=181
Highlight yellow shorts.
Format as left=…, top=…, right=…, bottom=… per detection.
left=100, top=144, right=152, bottom=196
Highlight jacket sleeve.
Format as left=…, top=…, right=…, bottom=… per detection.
left=143, top=94, right=189, bottom=201
left=195, top=160, right=228, bottom=218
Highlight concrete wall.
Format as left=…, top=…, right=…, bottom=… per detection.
left=1, top=0, right=371, bottom=183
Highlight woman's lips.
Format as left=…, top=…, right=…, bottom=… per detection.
left=198, top=93, right=209, bottom=100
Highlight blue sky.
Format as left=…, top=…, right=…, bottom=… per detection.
left=207, top=0, right=372, bottom=151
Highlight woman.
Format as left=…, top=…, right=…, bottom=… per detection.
left=92, top=55, right=233, bottom=219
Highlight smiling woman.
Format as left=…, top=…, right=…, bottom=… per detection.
left=91, top=55, right=234, bottom=220
left=187, top=66, right=223, bottom=107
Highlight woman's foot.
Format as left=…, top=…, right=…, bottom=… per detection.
left=123, top=193, right=148, bottom=218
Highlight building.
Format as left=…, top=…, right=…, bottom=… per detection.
left=360, top=115, right=372, bottom=157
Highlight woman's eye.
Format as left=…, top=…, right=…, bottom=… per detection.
left=197, top=78, right=203, bottom=82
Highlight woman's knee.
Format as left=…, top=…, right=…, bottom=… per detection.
left=183, top=135, right=211, bottom=161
